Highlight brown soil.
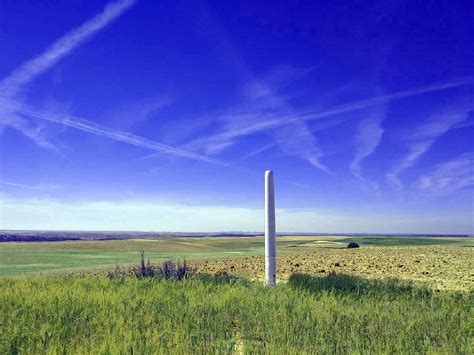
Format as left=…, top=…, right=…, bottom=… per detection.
left=193, top=246, right=474, bottom=291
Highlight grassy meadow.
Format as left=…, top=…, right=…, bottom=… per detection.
left=1, top=273, right=472, bottom=353
left=1, top=235, right=473, bottom=353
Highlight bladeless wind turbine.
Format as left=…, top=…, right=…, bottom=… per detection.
left=264, top=170, right=276, bottom=286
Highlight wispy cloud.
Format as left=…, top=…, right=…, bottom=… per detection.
left=273, top=120, right=329, bottom=172
left=187, top=70, right=330, bottom=172
left=349, top=101, right=386, bottom=181
left=236, top=77, right=474, bottom=134
left=235, top=143, right=276, bottom=163
left=0, top=0, right=136, bottom=150
left=0, top=100, right=227, bottom=166
left=0, top=181, right=64, bottom=191
left=100, top=94, right=173, bottom=130
left=350, top=117, right=384, bottom=179
left=0, top=112, right=60, bottom=152
left=418, top=153, right=474, bottom=195
left=0, top=0, right=136, bottom=98
left=387, top=101, right=473, bottom=188
left=298, top=77, right=474, bottom=124
left=188, top=76, right=473, bottom=173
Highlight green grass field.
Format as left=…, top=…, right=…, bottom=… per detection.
left=1, top=235, right=472, bottom=276
left=1, top=273, right=472, bottom=353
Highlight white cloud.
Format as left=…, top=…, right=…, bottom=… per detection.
left=387, top=102, right=473, bottom=188
left=418, top=153, right=474, bottom=195
left=349, top=104, right=386, bottom=180
left=273, top=121, right=329, bottom=173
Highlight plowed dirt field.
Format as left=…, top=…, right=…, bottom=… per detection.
left=194, top=246, right=473, bottom=291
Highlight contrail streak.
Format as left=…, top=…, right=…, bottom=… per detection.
left=0, top=0, right=136, bottom=151
left=0, top=100, right=226, bottom=166
left=0, top=181, right=63, bottom=191
left=0, top=0, right=136, bottom=98
left=187, top=77, right=474, bottom=163
left=297, top=77, right=474, bottom=123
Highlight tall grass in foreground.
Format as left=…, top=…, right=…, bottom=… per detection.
left=0, top=273, right=472, bottom=353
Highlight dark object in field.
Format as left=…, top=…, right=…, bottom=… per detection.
left=347, top=242, right=360, bottom=248
left=139, top=250, right=154, bottom=277
left=159, top=259, right=195, bottom=280
left=133, top=250, right=195, bottom=280
left=159, top=259, right=191, bottom=280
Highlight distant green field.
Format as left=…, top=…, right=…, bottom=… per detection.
left=0, top=235, right=472, bottom=276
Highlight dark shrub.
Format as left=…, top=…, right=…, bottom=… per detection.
left=135, top=250, right=155, bottom=278
left=347, top=242, right=360, bottom=248
left=113, top=251, right=196, bottom=280
left=159, top=259, right=195, bottom=280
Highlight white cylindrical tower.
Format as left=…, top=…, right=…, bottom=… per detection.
left=265, top=170, right=276, bottom=286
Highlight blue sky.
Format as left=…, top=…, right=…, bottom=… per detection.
left=0, top=0, right=473, bottom=233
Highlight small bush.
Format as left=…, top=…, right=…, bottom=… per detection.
left=135, top=250, right=154, bottom=278
left=130, top=251, right=195, bottom=280
left=159, top=259, right=195, bottom=280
